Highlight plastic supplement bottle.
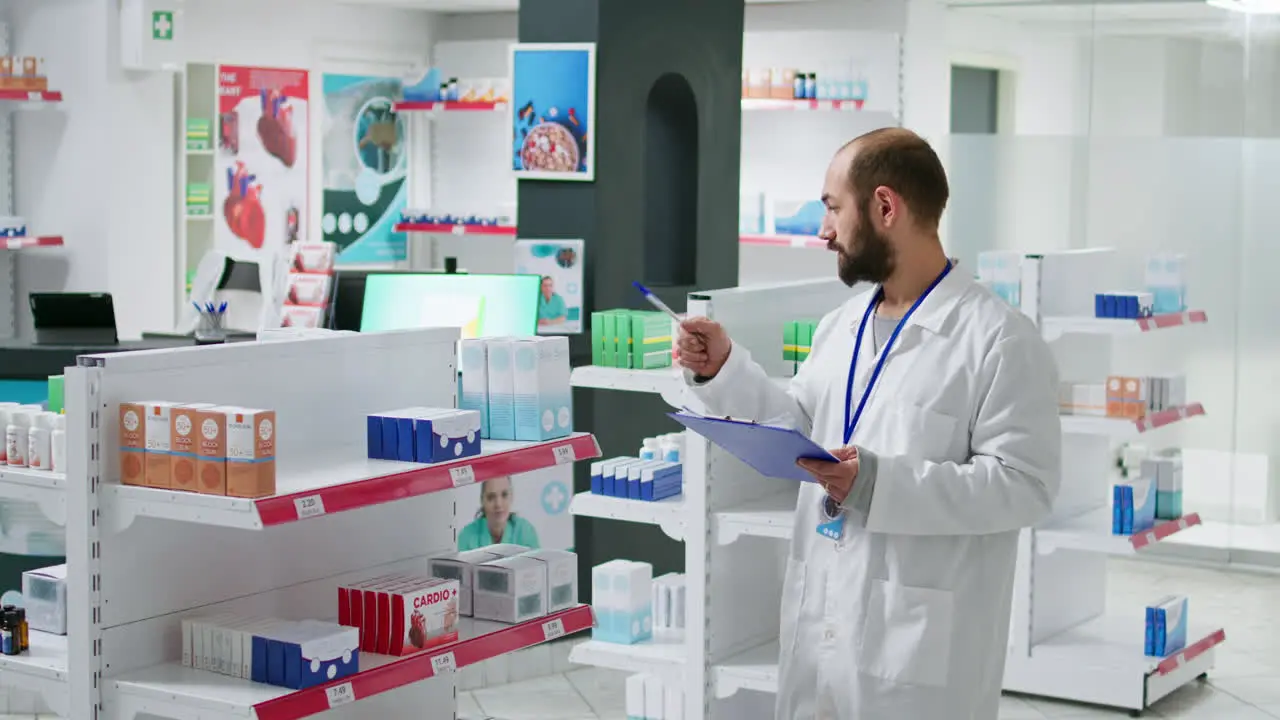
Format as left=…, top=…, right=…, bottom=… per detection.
left=5, top=410, right=33, bottom=468
left=639, top=438, right=658, bottom=461
left=51, top=415, right=66, bottom=473
left=27, top=423, right=51, bottom=472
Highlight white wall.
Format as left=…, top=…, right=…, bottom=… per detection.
left=13, top=0, right=435, bottom=340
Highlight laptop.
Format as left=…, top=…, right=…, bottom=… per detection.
left=29, top=292, right=119, bottom=345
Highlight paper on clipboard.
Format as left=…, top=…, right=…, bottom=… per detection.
left=667, top=409, right=836, bottom=484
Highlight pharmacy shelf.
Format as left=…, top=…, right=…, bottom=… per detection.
left=739, top=233, right=826, bottom=249
left=103, top=433, right=601, bottom=531
left=392, top=222, right=517, bottom=236
left=392, top=100, right=507, bottom=112
left=0, top=89, right=63, bottom=106
left=1060, top=403, right=1205, bottom=438
left=713, top=641, right=779, bottom=699
left=1032, top=614, right=1224, bottom=677
left=0, top=631, right=69, bottom=717
left=1041, top=310, right=1207, bottom=339
left=0, top=466, right=66, bottom=525
left=713, top=492, right=796, bottom=545
left=741, top=98, right=868, bottom=112
left=110, top=605, right=593, bottom=720
left=1036, top=510, right=1202, bottom=555
left=570, top=366, right=686, bottom=395
left=569, top=636, right=687, bottom=689
left=1, top=235, right=63, bottom=250
left=570, top=492, right=687, bottom=541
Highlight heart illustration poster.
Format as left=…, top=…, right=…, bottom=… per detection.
left=215, top=65, right=310, bottom=261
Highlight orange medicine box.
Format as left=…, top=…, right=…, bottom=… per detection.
left=170, top=404, right=215, bottom=492
left=144, top=402, right=180, bottom=488
left=1122, top=376, right=1148, bottom=419
left=226, top=409, right=276, bottom=498
left=194, top=408, right=228, bottom=495
left=119, top=403, right=147, bottom=486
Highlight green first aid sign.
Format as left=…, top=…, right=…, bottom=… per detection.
left=152, top=10, right=174, bottom=40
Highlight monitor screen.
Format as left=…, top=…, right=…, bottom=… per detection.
left=359, top=273, right=541, bottom=338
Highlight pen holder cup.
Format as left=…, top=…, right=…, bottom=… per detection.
left=195, top=311, right=227, bottom=344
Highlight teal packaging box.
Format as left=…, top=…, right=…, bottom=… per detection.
left=513, top=336, right=573, bottom=441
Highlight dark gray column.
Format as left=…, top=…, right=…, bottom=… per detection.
left=518, top=0, right=744, bottom=597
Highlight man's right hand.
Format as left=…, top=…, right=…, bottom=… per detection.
left=678, top=317, right=732, bottom=379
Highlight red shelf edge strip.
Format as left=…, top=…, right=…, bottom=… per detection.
left=3, top=235, right=63, bottom=249
left=1135, top=403, right=1205, bottom=433
left=1155, top=628, right=1226, bottom=676
left=1129, top=512, right=1201, bottom=550
left=256, top=434, right=601, bottom=526
left=251, top=605, right=595, bottom=720
left=393, top=223, right=517, bottom=236
left=1137, top=310, right=1208, bottom=331
left=0, top=90, right=62, bottom=102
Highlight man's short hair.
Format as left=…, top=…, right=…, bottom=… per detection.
left=843, top=128, right=949, bottom=228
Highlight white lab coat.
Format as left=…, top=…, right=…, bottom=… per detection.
left=687, top=270, right=1061, bottom=720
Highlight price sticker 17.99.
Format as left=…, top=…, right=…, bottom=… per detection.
left=431, top=651, right=457, bottom=674
left=325, top=681, right=355, bottom=708
left=294, top=495, right=326, bottom=519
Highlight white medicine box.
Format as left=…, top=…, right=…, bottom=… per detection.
left=22, top=564, right=67, bottom=635
left=473, top=555, right=548, bottom=624
left=522, top=549, right=579, bottom=613
left=428, top=548, right=501, bottom=617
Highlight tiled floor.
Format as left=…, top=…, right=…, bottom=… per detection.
left=460, top=558, right=1280, bottom=719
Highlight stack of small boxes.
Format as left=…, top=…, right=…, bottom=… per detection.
left=1142, top=449, right=1184, bottom=520
left=652, top=573, right=686, bottom=640
left=589, top=457, right=683, bottom=502
left=1094, top=292, right=1154, bottom=320
left=0, top=57, right=49, bottom=92
left=592, top=560, right=653, bottom=645
left=590, top=310, right=674, bottom=369
left=118, top=403, right=276, bottom=498
left=1145, top=253, right=1187, bottom=314
left=458, top=336, right=573, bottom=443
left=337, top=573, right=460, bottom=656
left=365, top=407, right=481, bottom=463
left=783, top=320, right=818, bottom=375
left=1145, top=595, right=1188, bottom=658
left=181, top=614, right=358, bottom=690
left=280, top=242, right=338, bottom=330
left=1104, top=375, right=1187, bottom=420
left=1112, top=478, right=1157, bottom=536
left=426, top=545, right=579, bottom=625
left=626, top=674, right=685, bottom=720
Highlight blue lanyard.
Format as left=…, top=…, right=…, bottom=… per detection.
left=843, top=262, right=952, bottom=446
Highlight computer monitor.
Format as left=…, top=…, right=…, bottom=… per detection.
left=359, top=273, right=541, bottom=338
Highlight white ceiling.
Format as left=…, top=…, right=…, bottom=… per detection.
left=945, top=0, right=1273, bottom=37
left=339, top=0, right=819, bottom=12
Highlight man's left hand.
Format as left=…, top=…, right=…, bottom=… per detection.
left=797, top=446, right=860, bottom=504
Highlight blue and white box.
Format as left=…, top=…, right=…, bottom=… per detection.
left=625, top=460, right=668, bottom=499
left=1147, top=595, right=1188, bottom=657
left=1145, top=451, right=1184, bottom=520
left=459, top=339, right=491, bottom=439
left=1130, top=477, right=1157, bottom=534
left=513, top=336, right=573, bottom=442
left=368, top=407, right=427, bottom=461
left=413, top=408, right=482, bottom=463
left=486, top=339, right=518, bottom=440
left=591, top=456, right=633, bottom=495
left=603, top=458, right=643, bottom=497
left=641, top=463, right=682, bottom=502
left=1145, top=253, right=1187, bottom=314
left=592, top=559, right=653, bottom=645
left=251, top=620, right=359, bottom=690
left=1112, top=484, right=1133, bottom=535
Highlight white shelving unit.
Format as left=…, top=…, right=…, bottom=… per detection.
left=566, top=274, right=1224, bottom=718
left=35, top=328, right=602, bottom=720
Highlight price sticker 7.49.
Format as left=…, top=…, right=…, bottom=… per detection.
left=325, top=681, right=355, bottom=708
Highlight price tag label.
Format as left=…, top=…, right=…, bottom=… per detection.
left=431, top=652, right=457, bottom=674
left=27, top=92, right=40, bottom=102
left=542, top=618, right=566, bottom=641
left=294, top=495, right=326, bottom=519
left=452, top=225, right=466, bottom=235
left=449, top=465, right=476, bottom=487
left=325, top=681, right=355, bottom=708
left=553, top=444, right=576, bottom=465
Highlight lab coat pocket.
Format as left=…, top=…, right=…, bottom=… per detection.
left=895, top=403, right=959, bottom=460
left=857, top=579, right=954, bottom=688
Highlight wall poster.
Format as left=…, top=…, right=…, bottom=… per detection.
left=509, top=43, right=596, bottom=182
left=514, top=239, right=584, bottom=334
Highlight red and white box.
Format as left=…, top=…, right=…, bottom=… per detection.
left=290, top=242, right=336, bottom=274
left=388, top=577, right=460, bottom=655
left=286, top=273, right=333, bottom=306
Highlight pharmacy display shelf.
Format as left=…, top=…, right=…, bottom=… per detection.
left=739, top=233, right=826, bottom=250
left=741, top=98, right=868, bottom=112
left=0, top=631, right=69, bottom=717
left=0, top=465, right=66, bottom=525
left=1040, top=310, right=1207, bottom=339
left=103, top=433, right=600, bottom=531
left=569, top=491, right=687, bottom=541
left=570, top=365, right=687, bottom=399
left=713, top=492, right=797, bottom=545
left=0, top=89, right=63, bottom=105
left=392, top=222, right=517, bottom=236
left=2, top=235, right=63, bottom=250
left=713, top=640, right=779, bottom=699
left=1059, top=403, right=1205, bottom=438
left=109, top=605, right=593, bottom=720
left=1036, top=509, right=1202, bottom=555
left=569, top=636, right=687, bottom=689
left=392, top=100, right=507, bottom=112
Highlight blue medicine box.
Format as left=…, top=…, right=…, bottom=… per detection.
left=253, top=621, right=359, bottom=690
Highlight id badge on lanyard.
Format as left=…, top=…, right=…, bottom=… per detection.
left=816, top=261, right=952, bottom=541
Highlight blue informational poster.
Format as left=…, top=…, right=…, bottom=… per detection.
left=514, top=239, right=585, bottom=334
left=320, top=73, right=409, bottom=264
left=509, top=44, right=596, bottom=182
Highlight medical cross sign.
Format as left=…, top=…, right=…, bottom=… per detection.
left=152, top=11, right=174, bottom=41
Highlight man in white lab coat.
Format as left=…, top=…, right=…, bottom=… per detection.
left=678, top=128, right=1061, bottom=720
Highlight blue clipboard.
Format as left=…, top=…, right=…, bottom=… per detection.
left=668, top=411, right=837, bottom=483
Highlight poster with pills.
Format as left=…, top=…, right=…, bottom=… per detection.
left=514, top=239, right=585, bottom=334
left=453, top=466, right=574, bottom=554
left=509, top=43, right=596, bottom=182
left=214, top=65, right=310, bottom=262
left=320, top=73, right=409, bottom=265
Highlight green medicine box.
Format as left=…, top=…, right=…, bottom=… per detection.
left=186, top=118, right=212, bottom=151
left=47, top=375, right=64, bottom=414
left=186, top=182, right=212, bottom=216
left=630, top=311, right=673, bottom=369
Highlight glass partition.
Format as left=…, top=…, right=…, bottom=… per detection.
left=943, top=0, right=1280, bottom=565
